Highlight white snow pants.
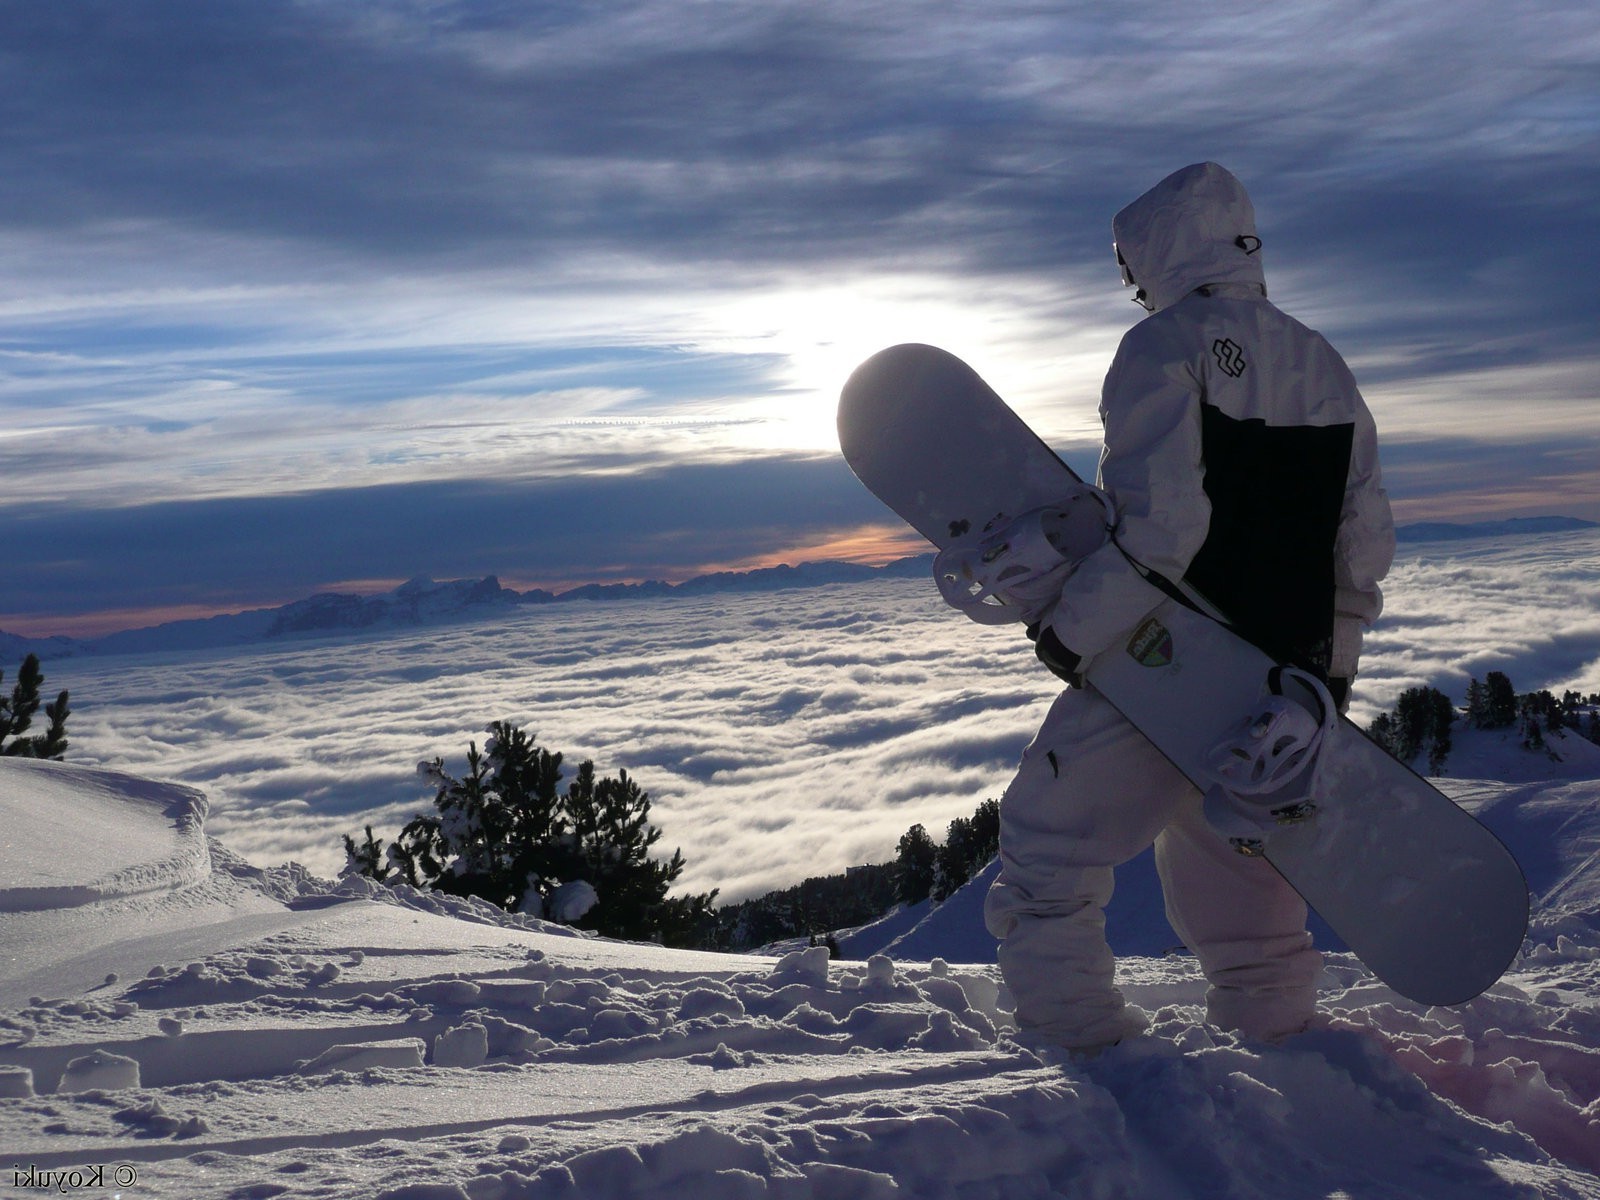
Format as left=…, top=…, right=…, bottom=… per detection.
left=984, top=685, right=1322, bottom=1049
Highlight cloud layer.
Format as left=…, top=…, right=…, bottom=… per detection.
left=45, top=529, right=1600, bottom=903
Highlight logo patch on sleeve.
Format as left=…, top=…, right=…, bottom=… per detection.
left=1127, top=617, right=1174, bottom=668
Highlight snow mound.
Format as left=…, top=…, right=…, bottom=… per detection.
left=0, top=760, right=210, bottom=912
left=838, top=859, right=1002, bottom=964
left=1440, top=722, right=1600, bottom=785
left=58, top=1048, right=141, bottom=1092
left=841, top=848, right=1183, bottom=963
left=296, top=1037, right=427, bottom=1075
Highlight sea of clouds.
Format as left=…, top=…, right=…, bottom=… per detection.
left=42, top=529, right=1600, bottom=903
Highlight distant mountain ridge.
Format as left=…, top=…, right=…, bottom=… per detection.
left=1, top=555, right=936, bottom=659
left=1394, top=515, right=1598, bottom=542
left=6, top=514, right=1596, bottom=659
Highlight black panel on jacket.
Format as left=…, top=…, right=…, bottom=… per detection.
left=1184, top=403, right=1353, bottom=676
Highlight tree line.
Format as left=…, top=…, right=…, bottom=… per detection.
left=1367, top=669, right=1600, bottom=770
left=697, top=797, right=1002, bottom=953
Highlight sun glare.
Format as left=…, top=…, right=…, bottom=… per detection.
left=698, top=274, right=1046, bottom=457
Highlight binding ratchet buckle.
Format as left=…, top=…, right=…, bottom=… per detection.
left=1200, top=666, right=1336, bottom=856
left=932, top=487, right=1115, bottom=626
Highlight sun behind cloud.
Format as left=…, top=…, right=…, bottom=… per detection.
left=698, top=271, right=1080, bottom=458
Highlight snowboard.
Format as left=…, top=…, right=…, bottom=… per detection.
left=838, top=342, right=1529, bottom=1007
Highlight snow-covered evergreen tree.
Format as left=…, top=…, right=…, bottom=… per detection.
left=562, top=759, right=709, bottom=942
left=341, top=824, right=392, bottom=882
left=343, top=721, right=714, bottom=945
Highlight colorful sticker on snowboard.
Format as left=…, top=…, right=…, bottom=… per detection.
left=1127, top=617, right=1174, bottom=668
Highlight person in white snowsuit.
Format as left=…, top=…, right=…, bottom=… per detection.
left=984, top=162, right=1395, bottom=1050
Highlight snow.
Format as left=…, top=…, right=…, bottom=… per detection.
left=57, top=1048, right=141, bottom=1093
left=3, top=744, right=1600, bottom=1198
left=548, top=879, right=601, bottom=924
left=0, top=760, right=210, bottom=912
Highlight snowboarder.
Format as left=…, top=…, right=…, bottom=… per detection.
left=984, top=163, right=1395, bottom=1051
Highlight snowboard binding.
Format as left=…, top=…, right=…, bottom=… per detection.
left=1201, top=666, right=1336, bottom=856
left=933, top=486, right=1115, bottom=626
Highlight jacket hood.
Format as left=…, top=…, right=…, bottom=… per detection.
left=1112, top=162, right=1265, bottom=313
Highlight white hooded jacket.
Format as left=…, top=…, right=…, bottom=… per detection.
left=1044, top=163, right=1394, bottom=684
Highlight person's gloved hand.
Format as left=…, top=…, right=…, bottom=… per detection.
left=1026, top=622, right=1085, bottom=688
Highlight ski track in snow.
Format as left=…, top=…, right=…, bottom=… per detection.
left=3, top=758, right=1600, bottom=1198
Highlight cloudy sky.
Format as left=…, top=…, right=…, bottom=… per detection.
left=3, top=1, right=1598, bottom=636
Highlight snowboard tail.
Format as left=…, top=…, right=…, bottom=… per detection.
left=839, top=343, right=1529, bottom=1006
left=1089, top=591, right=1527, bottom=1006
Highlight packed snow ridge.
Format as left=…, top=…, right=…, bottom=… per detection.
left=2, top=741, right=1599, bottom=1198
left=0, top=762, right=210, bottom=913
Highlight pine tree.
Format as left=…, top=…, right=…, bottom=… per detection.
left=932, top=798, right=1002, bottom=901
left=1482, top=671, right=1517, bottom=729
left=970, top=797, right=1000, bottom=854
left=1526, top=690, right=1566, bottom=732
left=894, top=824, right=938, bottom=905
left=933, top=815, right=971, bottom=902
left=1522, top=713, right=1546, bottom=752
left=0, top=655, right=70, bottom=760
left=343, top=722, right=715, bottom=946
left=1519, top=692, right=1565, bottom=752
left=341, top=825, right=392, bottom=882
left=563, top=760, right=714, bottom=943
left=383, top=723, right=568, bottom=908
left=1367, top=711, right=1398, bottom=756
left=1425, top=690, right=1455, bottom=775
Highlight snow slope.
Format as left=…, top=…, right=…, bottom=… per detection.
left=0, top=761, right=211, bottom=913
left=2, top=750, right=1599, bottom=1198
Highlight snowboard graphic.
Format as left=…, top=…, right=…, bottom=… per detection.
left=839, top=343, right=1528, bottom=1006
